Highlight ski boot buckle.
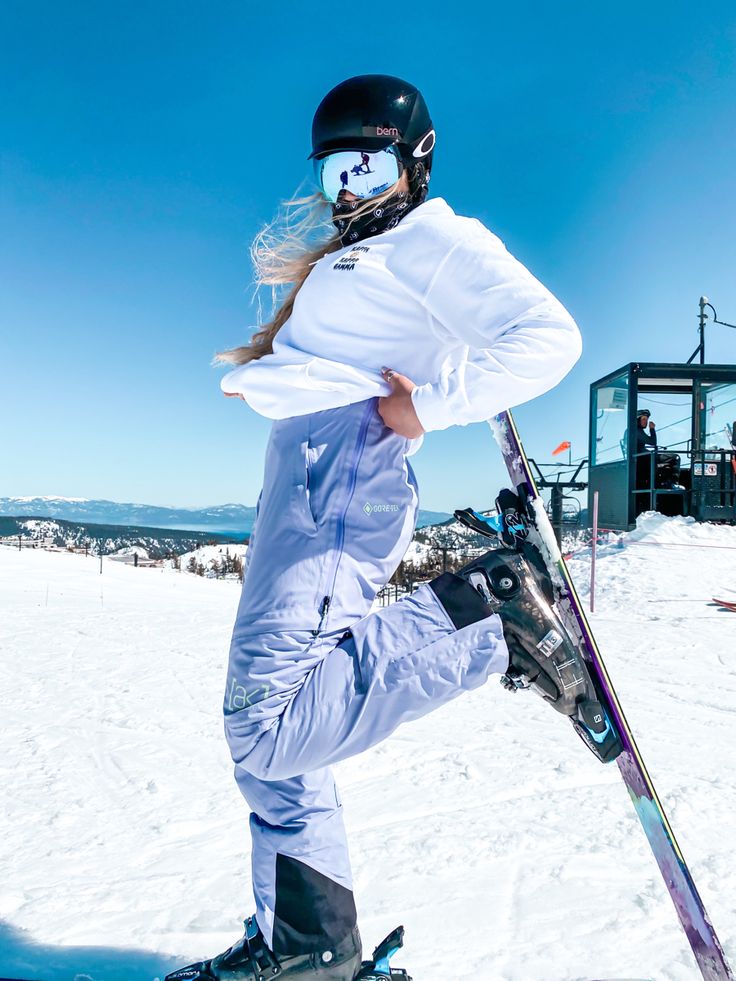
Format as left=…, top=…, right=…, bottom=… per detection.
left=356, top=925, right=412, bottom=979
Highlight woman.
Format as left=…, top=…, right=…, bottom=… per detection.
left=167, top=74, right=582, bottom=981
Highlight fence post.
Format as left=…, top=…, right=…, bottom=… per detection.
left=590, top=491, right=599, bottom=613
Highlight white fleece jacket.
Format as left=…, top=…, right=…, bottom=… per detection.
left=221, top=198, right=581, bottom=449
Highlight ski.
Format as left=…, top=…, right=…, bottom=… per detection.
left=712, top=598, right=736, bottom=613
left=488, top=410, right=733, bottom=981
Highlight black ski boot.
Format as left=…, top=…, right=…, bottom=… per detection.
left=451, top=490, right=623, bottom=763
left=165, top=915, right=362, bottom=980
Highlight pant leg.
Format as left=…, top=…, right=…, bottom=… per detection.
left=228, top=575, right=509, bottom=783
left=224, top=629, right=362, bottom=957
left=236, top=768, right=357, bottom=956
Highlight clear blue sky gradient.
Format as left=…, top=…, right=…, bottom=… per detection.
left=2, top=1, right=736, bottom=511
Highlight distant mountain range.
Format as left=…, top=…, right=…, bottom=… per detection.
left=0, top=496, right=452, bottom=535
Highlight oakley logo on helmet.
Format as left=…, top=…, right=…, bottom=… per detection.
left=412, top=129, right=436, bottom=159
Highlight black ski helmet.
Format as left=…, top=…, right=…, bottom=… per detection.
left=309, top=74, right=435, bottom=182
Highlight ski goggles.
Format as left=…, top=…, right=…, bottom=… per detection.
left=314, top=146, right=403, bottom=203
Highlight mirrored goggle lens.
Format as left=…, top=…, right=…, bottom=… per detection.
left=315, top=147, right=403, bottom=203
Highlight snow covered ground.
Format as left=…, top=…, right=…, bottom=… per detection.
left=1, top=513, right=735, bottom=981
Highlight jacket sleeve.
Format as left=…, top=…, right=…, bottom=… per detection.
left=410, top=234, right=582, bottom=433
left=220, top=346, right=386, bottom=419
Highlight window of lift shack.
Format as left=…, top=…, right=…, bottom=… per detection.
left=699, top=382, right=736, bottom=459
left=592, top=373, right=629, bottom=466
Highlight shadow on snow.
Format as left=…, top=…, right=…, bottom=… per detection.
left=0, top=920, right=182, bottom=981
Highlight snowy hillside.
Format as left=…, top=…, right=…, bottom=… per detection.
left=0, top=516, right=240, bottom=560
left=1, top=514, right=734, bottom=980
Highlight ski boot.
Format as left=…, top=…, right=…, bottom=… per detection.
left=453, top=490, right=623, bottom=763
left=164, top=915, right=362, bottom=980
left=354, top=926, right=411, bottom=979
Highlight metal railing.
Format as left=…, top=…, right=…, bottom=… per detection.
left=632, top=448, right=735, bottom=519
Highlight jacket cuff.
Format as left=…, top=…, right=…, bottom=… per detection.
left=220, top=365, right=249, bottom=395
left=411, top=383, right=452, bottom=433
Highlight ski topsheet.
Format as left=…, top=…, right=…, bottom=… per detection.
left=490, top=410, right=733, bottom=981
left=712, top=597, right=736, bottom=613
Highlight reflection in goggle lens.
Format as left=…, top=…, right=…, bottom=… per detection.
left=315, top=147, right=403, bottom=203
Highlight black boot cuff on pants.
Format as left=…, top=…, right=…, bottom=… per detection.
left=429, top=571, right=494, bottom=629
left=273, top=853, right=359, bottom=956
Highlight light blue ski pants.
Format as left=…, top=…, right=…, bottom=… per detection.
left=223, top=398, right=508, bottom=956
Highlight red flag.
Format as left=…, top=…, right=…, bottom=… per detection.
left=552, top=440, right=571, bottom=456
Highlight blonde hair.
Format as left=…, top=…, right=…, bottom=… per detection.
left=214, top=177, right=407, bottom=366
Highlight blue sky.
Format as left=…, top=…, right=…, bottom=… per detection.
left=2, top=1, right=735, bottom=512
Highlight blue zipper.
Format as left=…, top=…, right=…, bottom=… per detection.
left=312, top=400, right=374, bottom=637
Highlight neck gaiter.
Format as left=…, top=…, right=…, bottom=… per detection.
left=331, top=186, right=424, bottom=247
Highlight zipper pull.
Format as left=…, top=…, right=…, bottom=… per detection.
left=312, top=595, right=331, bottom=636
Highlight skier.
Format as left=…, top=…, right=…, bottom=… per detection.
left=167, top=74, right=583, bottom=980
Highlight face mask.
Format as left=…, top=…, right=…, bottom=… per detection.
left=331, top=187, right=415, bottom=246
left=331, top=160, right=431, bottom=247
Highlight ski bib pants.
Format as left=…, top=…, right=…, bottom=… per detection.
left=223, top=397, right=509, bottom=956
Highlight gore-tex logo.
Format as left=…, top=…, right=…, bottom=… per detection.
left=363, top=501, right=400, bottom=514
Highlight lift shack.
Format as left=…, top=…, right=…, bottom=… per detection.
left=588, top=362, right=736, bottom=530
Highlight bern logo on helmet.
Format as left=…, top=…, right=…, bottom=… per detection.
left=376, top=126, right=400, bottom=137
left=412, top=129, right=436, bottom=158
